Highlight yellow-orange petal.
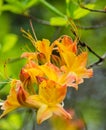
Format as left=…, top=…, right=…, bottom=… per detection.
left=61, top=35, right=77, bottom=53
left=26, top=95, right=43, bottom=108
left=0, top=80, right=21, bottom=118
left=71, top=52, right=88, bottom=70
left=38, top=80, right=67, bottom=104
left=35, top=39, right=52, bottom=62
left=37, top=105, right=52, bottom=124
left=37, top=104, right=71, bottom=124
left=53, top=104, right=72, bottom=120
left=39, top=63, right=61, bottom=82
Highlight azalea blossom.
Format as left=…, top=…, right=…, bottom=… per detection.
left=26, top=80, right=71, bottom=124
left=53, top=36, right=93, bottom=89
left=60, top=51, right=93, bottom=89
left=0, top=79, right=36, bottom=118
left=0, top=33, right=93, bottom=125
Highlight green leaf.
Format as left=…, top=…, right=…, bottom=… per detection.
left=8, top=113, right=22, bottom=129
left=1, top=4, right=24, bottom=14
left=24, top=0, right=39, bottom=9
left=73, top=4, right=95, bottom=19
left=66, top=0, right=78, bottom=18
left=50, top=17, right=67, bottom=26
left=2, top=34, right=18, bottom=52
left=1, top=0, right=39, bottom=14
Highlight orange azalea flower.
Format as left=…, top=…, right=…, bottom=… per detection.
left=53, top=37, right=93, bottom=89
left=21, top=29, right=53, bottom=62
left=60, top=51, right=93, bottom=89
left=0, top=79, right=36, bottom=118
left=26, top=80, right=71, bottom=124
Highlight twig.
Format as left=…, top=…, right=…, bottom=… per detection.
left=77, top=22, right=106, bottom=30
left=80, top=4, right=106, bottom=13
left=78, top=41, right=102, bottom=59
left=24, top=14, right=51, bottom=26
left=88, top=53, right=106, bottom=68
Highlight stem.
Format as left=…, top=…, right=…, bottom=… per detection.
left=80, top=4, right=106, bottom=13
left=88, top=53, right=106, bottom=68
left=77, top=22, right=106, bottom=30
left=25, top=14, right=51, bottom=26
left=39, top=0, right=66, bottom=18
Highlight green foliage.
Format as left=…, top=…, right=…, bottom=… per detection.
left=50, top=17, right=67, bottom=26
left=2, top=34, right=18, bottom=52
left=0, top=0, right=39, bottom=14
left=66, top=0, right=95, bottom=19
left=73, top=4, right=95, bottom=19
left=66, top=0, right=78, bottom=18
left=0, top=112, right=22, bottom=130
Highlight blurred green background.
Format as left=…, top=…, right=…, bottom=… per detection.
left=0, top=0, right=106, bottom=130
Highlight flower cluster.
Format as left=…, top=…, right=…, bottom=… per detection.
left=0, top=32, right=93, bottom=124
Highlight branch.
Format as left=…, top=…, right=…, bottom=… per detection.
left=88, top=53, right=106, bottom=68
left=80, top=4, right=106, bottom=13
left=77, top=22, right=106, bottom=30
left=78, top=41, right=103, bottom=59
left=25, top=14, right=106, bottom=30
left=24, top=14, right=51, bottom=26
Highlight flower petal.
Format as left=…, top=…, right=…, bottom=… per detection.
left=37, top=105, right=52, bottom=124
left=40, top=63, right=61, bottom=81
left=61, top=35, right=77, bottom=53
left=53, top=104, right=71, bottom=120
left=26, top=95, right=43, bottom=108
left=36, top=39, right=52, bottom=62
left=0, top=80, right=21, bottom=118
left=39, top=80, right=67, bottom=104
